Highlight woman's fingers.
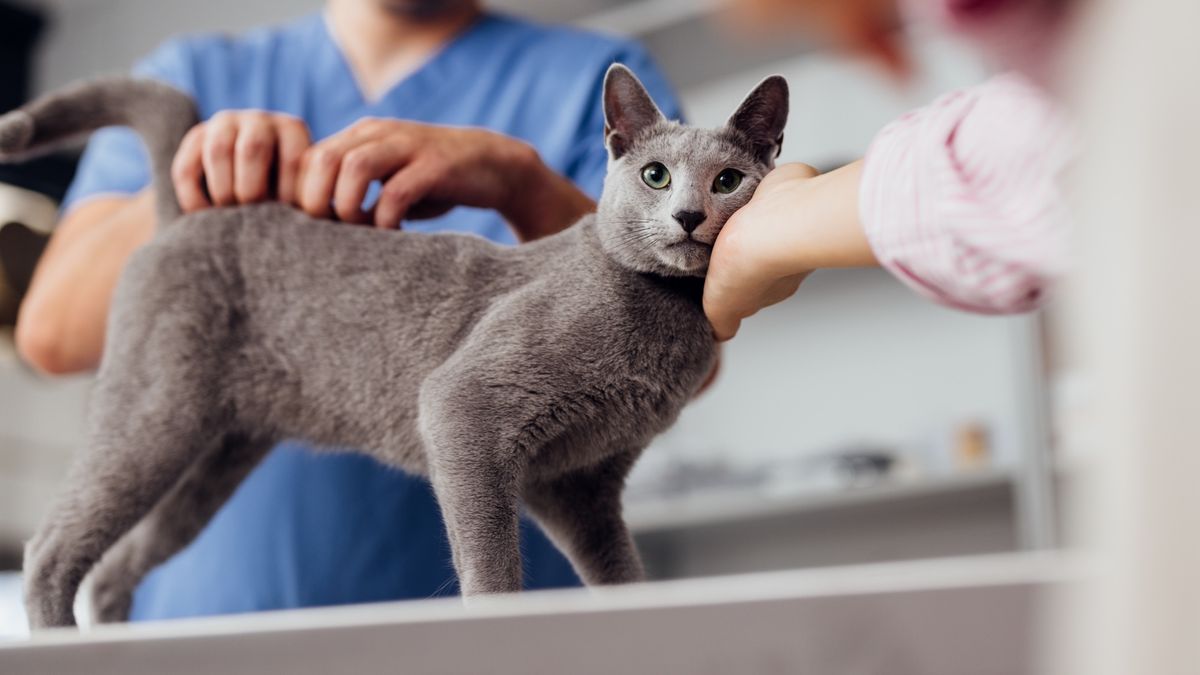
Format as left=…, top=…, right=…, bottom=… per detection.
left=765, top=274, right=807, bottom=306
left=704, top=262, right=807, bottom=341
left=770, top=162, right=820, bottom=183
left=702, top=277, right=745, bottom=342
left=703, top=202, right=810, bottom=342
left=711, top=315, right=742, bottom=342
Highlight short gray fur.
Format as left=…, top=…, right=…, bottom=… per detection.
left=0, top=65, right=788, bottom=628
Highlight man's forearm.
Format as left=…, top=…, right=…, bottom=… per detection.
left=500, top=150, right=596, bottom=243
left=16, top=191, right=155, bottom=374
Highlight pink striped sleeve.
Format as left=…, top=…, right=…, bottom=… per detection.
left=859, top=72, right=1075, bottom=314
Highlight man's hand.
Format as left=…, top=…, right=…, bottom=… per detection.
left=703, top=161, right=876, bottom=341
left=172, top=110, right=312, bottom=212
left=171, top=113, right=593, bottom=241
left=295, top=118, right=594, bottom=240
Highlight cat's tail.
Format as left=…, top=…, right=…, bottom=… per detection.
left=0, top=77, right=198, bottom=224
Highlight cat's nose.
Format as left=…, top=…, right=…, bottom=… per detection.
left=673, top=210, right=706, bottom=234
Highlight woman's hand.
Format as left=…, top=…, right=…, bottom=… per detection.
left=703, top=161, right=877, bottom=341
left=172, top=110, right=313, bottom=212
left=295, top=118, right=593, bottom=240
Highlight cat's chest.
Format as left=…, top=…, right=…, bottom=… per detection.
left=558, top=272, right=712, bottom=373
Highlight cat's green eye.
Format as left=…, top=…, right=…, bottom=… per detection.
left=713, top=169, right=744, bottom=194
left=641, top=162, right=671, bottom=190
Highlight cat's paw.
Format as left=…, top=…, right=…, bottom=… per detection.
left=22, top=535, right=78, bottom=629
left=88, top=570, right=134, bottom=624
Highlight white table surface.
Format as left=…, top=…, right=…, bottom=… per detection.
left=0, top=552, right=1080, bottom=675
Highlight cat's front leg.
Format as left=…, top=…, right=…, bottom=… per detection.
left=523, top=451, right=646, bottom=586
left=419, top=356, right=535, bottom=598
left=426, top=445, right=524, bottom=597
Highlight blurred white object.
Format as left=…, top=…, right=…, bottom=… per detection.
left=0, top=183, right=56, bottom=236
left=0, top=573, right=29, bottom=640
left=1058, top=0, right=1200, bottom=673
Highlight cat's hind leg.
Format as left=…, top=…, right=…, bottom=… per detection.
left=24, top=242, right=237, bottom=628
left=522, top=451, right=646, bottom=586
left=24, top=403, right=234, bottom=628
left=87, top=433, right=274, bottom=624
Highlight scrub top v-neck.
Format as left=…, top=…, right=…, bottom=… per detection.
left=62, top=11, right=682, bottom=620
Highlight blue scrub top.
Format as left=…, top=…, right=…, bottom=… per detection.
left=64, top=12, right=681, bottom=620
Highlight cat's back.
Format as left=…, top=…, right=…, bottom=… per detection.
left=142, top=202, right=524, bottom=315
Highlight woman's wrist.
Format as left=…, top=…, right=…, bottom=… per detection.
left=771, top=160, right=877, bottom=275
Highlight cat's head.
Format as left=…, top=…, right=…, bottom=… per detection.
left=596, top=64, right=789, bottom=277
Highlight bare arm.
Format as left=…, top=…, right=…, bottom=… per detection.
left=499, top=145, right=596, bottom=242
left=703, top=161, right=877, bottom=340
left=16, top=191, right=155, bottom=374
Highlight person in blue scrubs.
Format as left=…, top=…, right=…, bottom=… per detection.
left=17, top=0, right=681, bottom=620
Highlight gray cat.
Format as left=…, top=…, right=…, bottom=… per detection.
left=0, top=64, right=788, bottom=628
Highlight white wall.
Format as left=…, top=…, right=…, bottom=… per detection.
left=33, top=0, right=323, bottom=91
left=648, top=270, right=1033, bottom=467
left=680, top=34, right=986, bottom=165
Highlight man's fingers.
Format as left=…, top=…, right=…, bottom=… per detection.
left=201, top=114, right=238, bottom=207
left=233, top=115, right=277, bottom=205
left=275, top=117, right=311, bottom=206
left=297, top=143, right=341, bottom=220
left=172, top=125, right=210, bottom=212
left=171, top=112, right=314, bottom=213
left=373, top=160, right=442, bottom=229
left=298, top=129, right=379, bottom=220
left=333, top=143, right=410, bottom=225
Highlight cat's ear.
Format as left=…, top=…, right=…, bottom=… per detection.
left=726, top=75, right=789, bottom=165
left=603, top=64, right=666, bottom=160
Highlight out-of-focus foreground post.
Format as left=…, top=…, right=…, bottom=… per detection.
left=1061, top=0, right=1200, bottom=672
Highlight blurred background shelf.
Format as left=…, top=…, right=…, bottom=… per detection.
left=574, top=0, right=718, bottom=35
left=631, top=468, right=1022, bottom=580
left=626, top=469, right=1015, bottom=534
